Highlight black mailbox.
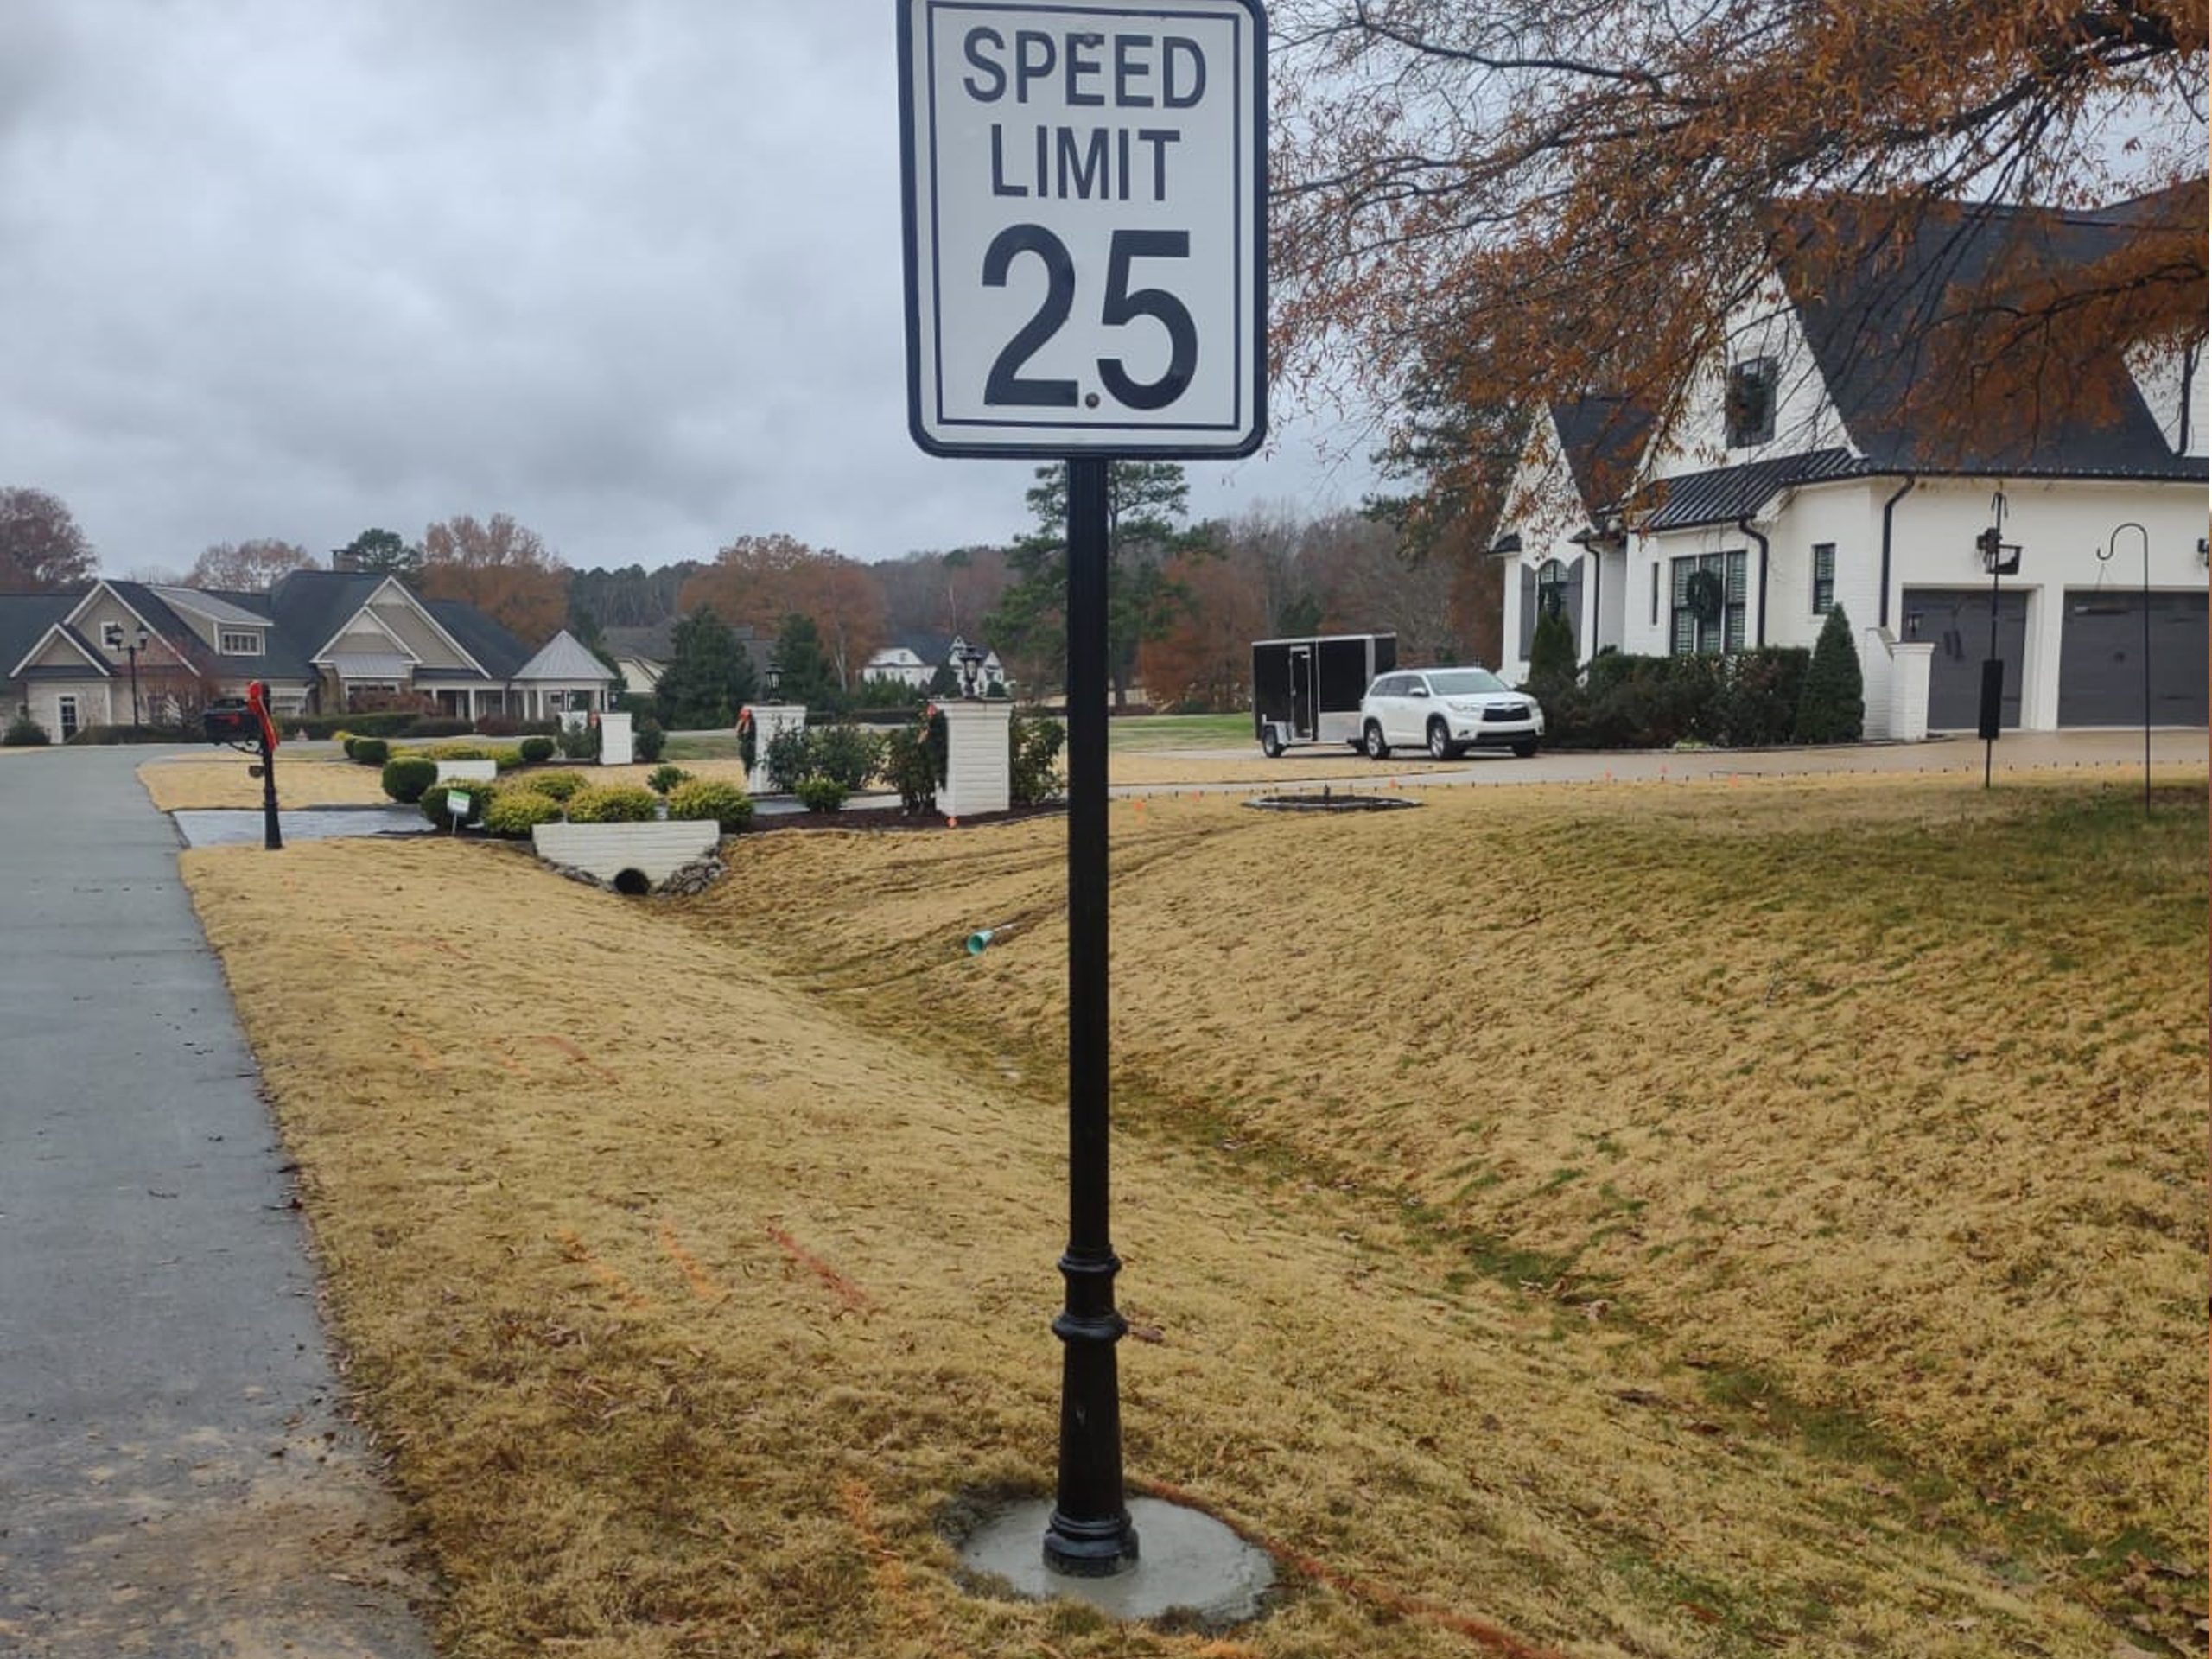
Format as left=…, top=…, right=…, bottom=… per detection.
left=204, top=698, right=255, bottom=743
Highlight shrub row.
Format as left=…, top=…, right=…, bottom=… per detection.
left=1532, top=646, right=1815, bottom=749
left=397, top=771, right=756, bottom=839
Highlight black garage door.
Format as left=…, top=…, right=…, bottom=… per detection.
left=1903, top=588, right=2026, bottom=731
left=2058, top=590, right=2209, bottom=726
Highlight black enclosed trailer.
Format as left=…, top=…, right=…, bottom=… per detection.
left=1252, top=632, right=1397, bottom=756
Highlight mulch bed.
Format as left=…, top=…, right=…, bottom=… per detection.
left=747, top=801, right=1068, bottom=835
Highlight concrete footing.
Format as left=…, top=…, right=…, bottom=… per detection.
left=957, top=1496, right=1274, bottom=1629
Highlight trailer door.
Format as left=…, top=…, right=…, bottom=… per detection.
left=1289, top=646, right=1315, bottom=739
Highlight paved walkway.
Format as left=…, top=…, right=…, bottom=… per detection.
left=0, top=747, right=435, bottom=1657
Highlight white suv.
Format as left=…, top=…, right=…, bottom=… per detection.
left=1358, top=667, right=1544, bottom=760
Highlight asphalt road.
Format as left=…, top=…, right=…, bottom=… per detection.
left=0, top=746, right=434, bottom=1657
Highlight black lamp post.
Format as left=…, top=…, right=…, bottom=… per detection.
left=766, top=657, right=782, bottom=700
left=957, top=642, right=986, bottom=698
left=124, top=625, right=149, bottom=741
left=2099, top=522, right=2152, bottom=815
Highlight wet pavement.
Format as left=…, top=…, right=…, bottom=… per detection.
left=0, top=747, right=437, bottom=1656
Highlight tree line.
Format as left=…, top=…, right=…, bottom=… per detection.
left=3, top=475, right=1488, bottom=718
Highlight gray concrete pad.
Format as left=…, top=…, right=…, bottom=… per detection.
left=958, top=1497, right=1275, bottom=1629
left=171, top=804, right=434, bottom=847
left=0, top=747, right=435, bottom=1656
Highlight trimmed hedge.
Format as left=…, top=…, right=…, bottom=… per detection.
left=518, top=735, right=556, bottom=764
left=795, top=775, right=849, bottom=813
left=564, top=784, right=660, bottom=823
left=482, top=789, right=563, bottom=838
left=380, top=755, right=439, bottom=803
left=666, top=778, right=755, bottom=832
left=3, top=714, right=50, bottom=746
left=523, top=768, right=590, bottom=802
left=348, top=736, right=391, bottom=766
left=420, top=780, right=489, bottom=828
left=1540, top=649, right=1811, bottom=750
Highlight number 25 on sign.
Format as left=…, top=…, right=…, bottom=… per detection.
left=898, top=0, right=1267, bottom=459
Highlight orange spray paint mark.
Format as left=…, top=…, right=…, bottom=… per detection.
left=657, top=1220, right=728, bottom=1304
left=766, top=1224, right=873, bottom=1314
left=554, top=1229, right=651, bottom=1310
left=536, top=1033, right=621, bottom=1088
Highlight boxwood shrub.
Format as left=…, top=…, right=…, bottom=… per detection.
left=349, top=736, right=391, bottom=766
left=518, top=735, right=556, bottom=764
left=795, top=774, right=849, bottom=813
left=564, top=784, right=660, bottom=823
left=666, top=778, right=754, bottom=831
left=482, top=788, right=563, bottom=838
left=523, top=768, right=590, bottom=802
left=419, top=780, right=489, bottom=827
left=380, top=755, right=439, bottom=803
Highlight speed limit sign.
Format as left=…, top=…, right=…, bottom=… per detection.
left=898, top=0, right=1267, bottom=458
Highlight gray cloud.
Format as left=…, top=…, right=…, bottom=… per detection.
left=0, top=1, right=1376, bottom=575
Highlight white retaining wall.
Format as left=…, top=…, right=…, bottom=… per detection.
left=531, top=821, right=719, bottom=887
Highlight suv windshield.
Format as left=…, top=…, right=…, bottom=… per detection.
left=1426, top=669, right=1510, bottom=696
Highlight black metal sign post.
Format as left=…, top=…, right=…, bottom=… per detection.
left=1044, top=455, right=1136, bottom=1574
left=895, top=0, right=1266, bottom=1585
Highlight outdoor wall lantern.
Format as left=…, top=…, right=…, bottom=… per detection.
left=766, top=658, right=782, bottom=698
left=957, top=643, right=987, bottom=698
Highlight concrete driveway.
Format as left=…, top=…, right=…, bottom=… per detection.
left=1128, top=726, right=2208, bottom=793
left=0, top=746, right=435, bottom=1656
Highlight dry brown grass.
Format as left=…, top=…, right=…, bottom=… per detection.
left=179, top=767, right=2207, bottom=1658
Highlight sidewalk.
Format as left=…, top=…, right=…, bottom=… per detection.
left=0, top=746, right=435, bottom=1656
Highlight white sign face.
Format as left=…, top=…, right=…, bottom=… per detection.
left=899, top=0, right=1266, bottom=457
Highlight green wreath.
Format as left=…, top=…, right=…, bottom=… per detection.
left=1684, top=569, right=1726, bottom=624
left=735, top=706, right=758, bottom=773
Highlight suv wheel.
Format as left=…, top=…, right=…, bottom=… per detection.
left=1363, top=721, right=1389, bottom=760
left=1511, top=738, right=1539, bottom=759
left=1427, top=720, right=1458, bottom=760
left=1259, top=724, right=1283, bottom=758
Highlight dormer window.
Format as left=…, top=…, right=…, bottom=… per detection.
left=220, top=629, right=264, bottom=656
left=1726, top=356, right=1778, bottom=448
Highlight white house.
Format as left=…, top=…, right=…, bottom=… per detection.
left=1495, top=190, right=2208, bottom=734
left=862, top=632, right=1007, bottom=696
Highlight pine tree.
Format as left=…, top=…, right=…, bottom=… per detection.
left=1527, top=607, right=1578, bottom=694
left=1794, top=605, right=1864, bottom=742
left=652, top=608, right=755, bottom=729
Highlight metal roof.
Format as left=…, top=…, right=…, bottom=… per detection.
left=1634, top=448, right=1863, bottom=531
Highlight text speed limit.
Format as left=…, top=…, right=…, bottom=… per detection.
left=898, top=0, right=1267, bottom=458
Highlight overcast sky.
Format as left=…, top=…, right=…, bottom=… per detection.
left=1, top=1, right=1379, bottom=580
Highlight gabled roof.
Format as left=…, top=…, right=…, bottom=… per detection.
left=264, top=569, right=391, bottom=661
left=1768, top=192, right=2206, bottom=480
left=0, top=593, right=86, bottom=677
left=1633, top=448, right=1863, bottom=532
left=102, top=578, right=319, bottom=682
left=423, top=600, right=531, bottom=679
left=1551, top=394, right=1656, bottom=512
left=603, top=623, right=678, bottom=663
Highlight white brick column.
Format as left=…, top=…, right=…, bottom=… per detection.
left=746, top=703, right=806, bottom=794
left=938, top=700, right=1012, bottom=818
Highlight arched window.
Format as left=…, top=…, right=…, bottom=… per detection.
left=1536, top=559, right=1569, bottom=620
